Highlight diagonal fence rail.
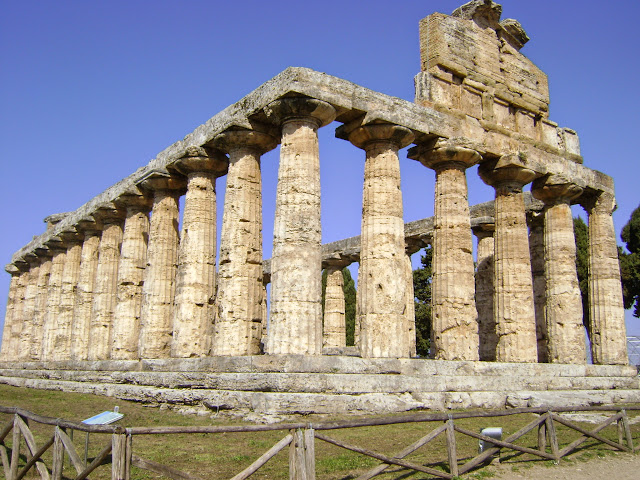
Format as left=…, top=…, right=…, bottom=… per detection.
left=0, top=404, right=638, bottom=479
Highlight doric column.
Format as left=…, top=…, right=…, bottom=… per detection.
left=170, top=147, right=228, bottom=357
left=472, top=221, right=496, bottom=361
left=345, top=122, right=414, bottom=358
left=582, top=190, right=628, bottom=365
left=41, top=241, right=67, bottom=361
left=1, top=264, right=25, bottom=360
left=409, top=141, right=480, bottom=360
left=87, top=207, right=124, bottom=361
left=138, top=172, right=186, bottom=359
left=527, top=211, right=548, bottom=362
left=263, top=97, right=336, bottom=355
left=479, top=154, right=538, bottom=363
left=70, top=220, right=101, bottom=360
left=111, top=192, right=152, bottom=359
left=532, top=175, right=587, bottom=364
left=17, top=256, right=39, bottom=360
left=212, top=130, right=276, bottom=356
left=30, top=249, right=52, bottom=361
left=323, top=263, right=348, bottom=349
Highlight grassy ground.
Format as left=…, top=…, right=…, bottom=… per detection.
left=1, top=384, right=638, bottom=479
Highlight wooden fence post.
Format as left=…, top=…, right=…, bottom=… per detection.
left=537, top=416, right=547, bottom=452
left=289, top=428, right=315, bottom=480
left=545, top=413, right=560, bottom=463
left=445, top=417, right=458, bottom=477
left=620, top=410, right=634, bottom=452
left=10, top=415, right=20, bottom=480
left=112, top=432, right=131, bottom=480
left=51, top=427, right=64, bottom=480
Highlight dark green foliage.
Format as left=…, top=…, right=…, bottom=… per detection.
left=574, top=217, right=590, bottom=331
left=321, top=267, right=357, bottom=346
left=620, top=204, right=640, bottom=318
left=413, top=246, right=433, bottom=357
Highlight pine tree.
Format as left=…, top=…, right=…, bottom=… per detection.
left=413, top=246, right=433, bottom=357
left=620, top=204, right=640, bottom=317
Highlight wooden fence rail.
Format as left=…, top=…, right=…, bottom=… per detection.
left=0, top=404, right=638, bottom=480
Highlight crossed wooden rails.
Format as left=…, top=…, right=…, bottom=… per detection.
left=1, top=404, right=638, bottom=480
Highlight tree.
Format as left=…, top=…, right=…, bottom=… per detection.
left=573, top=216, right=590, bottom=331
left=413, top=246, right=433, bottom=357
left=321, top=267, right=357, bottom=346
left=620, top=204, right=640, bottom=318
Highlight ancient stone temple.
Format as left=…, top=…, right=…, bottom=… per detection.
left=0, top=1, right=637, bottom=414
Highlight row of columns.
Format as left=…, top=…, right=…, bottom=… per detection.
left=0, top=96, right=629, bottom=365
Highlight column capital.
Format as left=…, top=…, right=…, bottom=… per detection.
left=471, top=217, right=495, bottom=237
left=264, top=97, right=336, bottom=128
left=92, top=204, right=126, bottom=225
left=5, top=263, right=22, bottom=275
left=345, top=123, right=414, bottom=151
left=58, top=229, right=84, bottom=245
left=172, top=146, right=229, bottom=176
left=478, top=153, right=538, bottom=190
left=408, top=138, right=482, bottom=171
left=43, top=212, right=69, bottom=231
left=532, top=174, right=584, bottom=205
left=581, top=189, right=616, bottom=215
left=24, top=252, right=40, bottom=266
left=213, top=129, right=279, bottom=156
left=77, top=216, right=103, bottom=235
left=137, top=170, right=187, bottom=194
left=45, top=236, right=66, bottom=253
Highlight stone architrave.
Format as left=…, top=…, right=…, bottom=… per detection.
left=17, top=257, right=39, bottom=361
left=111, top=195, right=151, bottom=360
left=532, top=174, right=586, bottom=364
left=87, top=209, right=124, bottom=361
left=171, top=147, right=228, bottom=358
left=472, top=222, right=496, bottom=361
left=479, top=154, right=538, bottom=363
left=410, top=142, right=480, bottom=360
left=263, top=97, right=336, bottom=355
left=138, top=174, right=186, bottom=359
left=29, top=250, right=52, bottom=361
left=583, top=191, right=628, bottom=365
left=0, top=264, right=23, bottom=360
left=41, top=243, right=67, bottom=361
left=323, top=263, right=347, bottom=348
left=347, top=123, right=415, bottom=358
left=54, top=234, right=83, bottom=361
left=70, top=223, right=101, bottom=360
left=527, top=211, right=548, bottom=363
left=212, top=130, right=276, bottom=356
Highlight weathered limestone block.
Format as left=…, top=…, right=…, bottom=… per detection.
left=88, top=209, right=124, bottom=361
left=213, top=130, right=275, bottom=356
left=111, top=196, right=152, bottom=360
left=0, top=265, right=21, bottom=360
left=583, top=191, right=628, bottom=365
left=138, top=174, right=186, bottom=359
left=473, top=222, right=496, bottom=361
left=41, top=243, right=67, bottom=361
left=54, top=235, right=83, bottom=361
left=532, top=175, right=586, bottom=364
left=410, top=141, right=480, bottom=360
left=346, top=123, right=414, bottom=358
left=70, top=224, right=101, bottom=360
left=17, top=257, right=39, bottom=361
left=527, top=212, right=548, bottom=362
left=264, top=97, right=336, bottom=355
left=479, top=154, right=538, bottom=362
left=171, top=148, right=228, bottom=358
left=323, top=264, right=347, bottom=348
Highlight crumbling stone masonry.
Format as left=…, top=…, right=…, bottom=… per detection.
left=0, top=1, right=634, bottom=414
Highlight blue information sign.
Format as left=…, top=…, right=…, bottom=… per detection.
left=82, top=411, right=124, bottom=425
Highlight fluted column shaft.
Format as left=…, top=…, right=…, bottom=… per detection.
left=404, top=252, right=417, bottom=357
left=139, top=178, right=185, bottom=359
left=111, top=203, right=150, bottom=359
left=323, top=266, right=346, bottom=348
left=41, top=247, right=67, bottom=361
left=30, top=255, right=52, bottom=360
left=88, top=218, right=123, bottom=360
left=348, top=124, right=414, bottom=358
left=1, top=269, right=20, bottom=359
left=528, top=212, right=548, bottom=362
left=70, top=229, right=100, bottom=360
left=412, top=145, right=480, bottom=360
left=18, top=261, right=39, bottom=360
left=479, top=156, right=538, bottom=362
left=473, top=225, right=496, bottom=361
left=55, top=238, right=83, bottom=361
left=213, top=132, right=274, bottom=356
left=584, top=191, right=628, bottom=364
left=265, top=98, right=335, bottom=355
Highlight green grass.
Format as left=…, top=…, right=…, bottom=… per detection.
left=1, top=384, right=639, bottom=480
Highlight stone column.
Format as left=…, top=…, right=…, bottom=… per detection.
left=532, top=175, right=586, bottom=364
left=472, top=221, right=496, bottom=361
left=582, top=190, right=628, bottom=365
left=169, top=147, right=228, bottom=357
left=213, top=130, right=276, bottom=356
left=41, top=241, right=67, bottom=361
left=323, top=263, right=347, bottom=349
left=479, top=154, right=538, bottom=363
left=410, top=142, right=480, bottom=360
left=263, top=97, right=336, bottom=355
left=527, top=211, right=548, bottom=362
left=30, top=249, right=52, bottom=361
left=111, top=194, right=151, bottom=359
left=404, top=252, right=417, bottom=357
left=17, top=256, right=39, bottom=360
left=138, top=173, right=186, bottom=359
left=87, top=208, right=124, bottom=361
left=70, top=221, right=101, bottom=360
left=346, top=123, right=415, bottom=358
left=1, top=264, right=24, bottom=360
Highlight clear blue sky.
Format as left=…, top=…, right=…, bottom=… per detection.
left=1, top=0, right=638, bottom=339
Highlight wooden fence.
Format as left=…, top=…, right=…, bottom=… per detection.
left=1, top=404, right=638, bottom=480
